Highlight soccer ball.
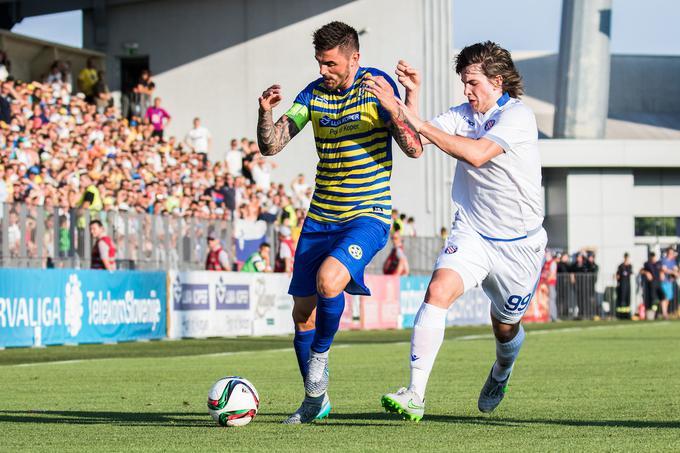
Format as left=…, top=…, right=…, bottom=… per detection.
left=207, top=376, right=260, bottom=427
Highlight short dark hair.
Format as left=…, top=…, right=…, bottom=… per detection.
left=455, top=41, right=524, bottom=98
left=313, top=21, right=359, bottom=53
left=90, top=219, right=103, bottom=227
left=260, top=242, right=271, bottom=250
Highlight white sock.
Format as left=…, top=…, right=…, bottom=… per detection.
left=409, top=303, right=448, bottom=400
left=492, top=324, right=525, bottom=381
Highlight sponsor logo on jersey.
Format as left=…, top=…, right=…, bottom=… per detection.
left=319, top=112, right=361, bottom=128
left=463, top=115, right=475, bottom=127
left=484, top=119, right=496, bottom=131
left=372, top=207, right=384, bottom=213
left=444, top=245, right=458, bottom=254
left=313, top=95, right=328, bottom=104
left=348, top=244, right=363, bottom=260
left=410, top=353, right=419, bottom=361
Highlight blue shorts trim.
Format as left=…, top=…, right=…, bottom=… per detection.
left=288, top=216, right=389, bottom=297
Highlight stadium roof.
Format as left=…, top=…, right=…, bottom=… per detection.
left=524, top=96, right=680, bottom=140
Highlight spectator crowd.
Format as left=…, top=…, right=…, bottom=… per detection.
left=0, top=59, right=420, bottom=273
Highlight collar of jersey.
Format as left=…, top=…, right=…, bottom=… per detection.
left=475, top=92, right=511, bottom=122
left=317, top=67, right=365, bottom=96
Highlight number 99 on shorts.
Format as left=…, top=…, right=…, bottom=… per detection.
left=504, top=293, right=532, bottom=313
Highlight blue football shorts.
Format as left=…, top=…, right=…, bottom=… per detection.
left=288, top=216, right=390, bottom=297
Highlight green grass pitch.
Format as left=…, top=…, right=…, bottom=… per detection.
left=1, top=321, right=679, bottom=452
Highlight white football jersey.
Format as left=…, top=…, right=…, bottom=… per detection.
left=430, top=94, right=543, bottom=240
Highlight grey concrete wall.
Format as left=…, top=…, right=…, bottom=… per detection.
left=566, top=169, right=635, bottom=291
left=543, top=168, right=568, bottom=251
left=554, top=0, right=612, bottom=139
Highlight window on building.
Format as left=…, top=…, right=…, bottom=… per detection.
left=634, top=217, right=680, bottom=237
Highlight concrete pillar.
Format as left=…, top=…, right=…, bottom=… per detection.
left=554, top=0, right=612, bottom=139
left=422, top=0, right=454, bottom=234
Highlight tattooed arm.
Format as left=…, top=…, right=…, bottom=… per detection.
left=257, top=109, right=300, bottom=156
left=395, top=60, right=431, bottom=145
left=256, top=84, right=301, bottom=156
left=363, top=75, right=423, bottom=159
left=388, top=106, right=423, bottom=158
left=402, top=111, right=504, bottom=168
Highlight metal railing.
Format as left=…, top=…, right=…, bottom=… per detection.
left=556, top=273, right=601, bottom=319
left=0, top=202, right=236, bottom=270
left=366, top=236, right=442, bottom=275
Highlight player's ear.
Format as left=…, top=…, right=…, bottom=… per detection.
left=351, top=51, right=360, bottom=69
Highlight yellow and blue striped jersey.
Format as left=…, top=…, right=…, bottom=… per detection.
left=284, top=67, right=398, bottom=225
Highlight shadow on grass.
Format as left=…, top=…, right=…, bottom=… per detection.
left=0, top=410, right=214, bottom=428
left=3, top=410, right=679, bottom=430
left=325, top=412, right=680, bottom=429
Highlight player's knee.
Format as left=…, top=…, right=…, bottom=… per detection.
left=425, top=280, right=456, bottom=308
left=316, top=273, right=343, bottom=299
left=493, top=321, right=519, bottom=343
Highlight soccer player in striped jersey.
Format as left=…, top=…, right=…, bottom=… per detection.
left=257, top=21, right=422, bottom=424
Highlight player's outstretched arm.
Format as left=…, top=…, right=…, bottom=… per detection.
left=394, top=103, right=503, bottom=168
left=257, top=85, right=300, bottom=156
left=364, top=75, right=423, bottom=159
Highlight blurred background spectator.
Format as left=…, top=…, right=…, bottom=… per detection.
left=383, top=232, right=409, bottom=276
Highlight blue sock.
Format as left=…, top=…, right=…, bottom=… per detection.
left=492, top=325, right=525, bottom=381
left=293, top=329, right=315, bottom=379
left=311, top=293, right=345, bottom=353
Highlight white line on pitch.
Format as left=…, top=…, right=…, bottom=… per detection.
left=5, top=322, right=668, bottom=367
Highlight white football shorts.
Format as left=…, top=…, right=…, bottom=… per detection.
left=435, top=218, right=547, bottom=324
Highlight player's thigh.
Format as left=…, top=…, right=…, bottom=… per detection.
left=434, top=220, right=493, bottom=294
left=482, top=229, right=547, bottom=324
left=328, top=217, right=390, bottom=296
left=424, top=268, right=465, bottom=309
left=288, top=225, right=331, bottom=297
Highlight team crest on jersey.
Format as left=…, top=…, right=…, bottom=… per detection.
left=444, top=245, right=458, bottom=254
left=484, top=119, right=496, bottom=131
left=348, top=244, right=363, bottom=260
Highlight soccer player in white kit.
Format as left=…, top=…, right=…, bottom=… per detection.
left=368, top=41, right=546, bottom=421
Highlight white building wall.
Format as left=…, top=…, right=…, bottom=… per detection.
left=566, top=170, right=634, bottom=290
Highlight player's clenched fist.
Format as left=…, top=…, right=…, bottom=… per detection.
left=395, top=60, right=420, bottom=91
left=258, top=84, right=282, bottom=111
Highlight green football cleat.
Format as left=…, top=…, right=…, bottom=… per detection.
left=315, top=394, right=331, bottom=420
left=381, top=387, right=425, bottom=422
left=282, top=393, right=331, bottom=425
left=478, top=365, right=511, bottom=413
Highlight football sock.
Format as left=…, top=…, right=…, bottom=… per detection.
left=492, top=324, right=525, bottom=382
left=409, top=302, right=448, bottom=400
left=311, top=292, right=345, bottom=353
left=293, top=329, right=315, bottom=379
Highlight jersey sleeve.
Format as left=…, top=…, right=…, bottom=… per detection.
left=430, top=104, right=465, bottom=135
left=284, top=81, right=315, bottom=131
left=482, top=104, right=537, bottom=153
left=366, top=68, right=401, bottom=122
